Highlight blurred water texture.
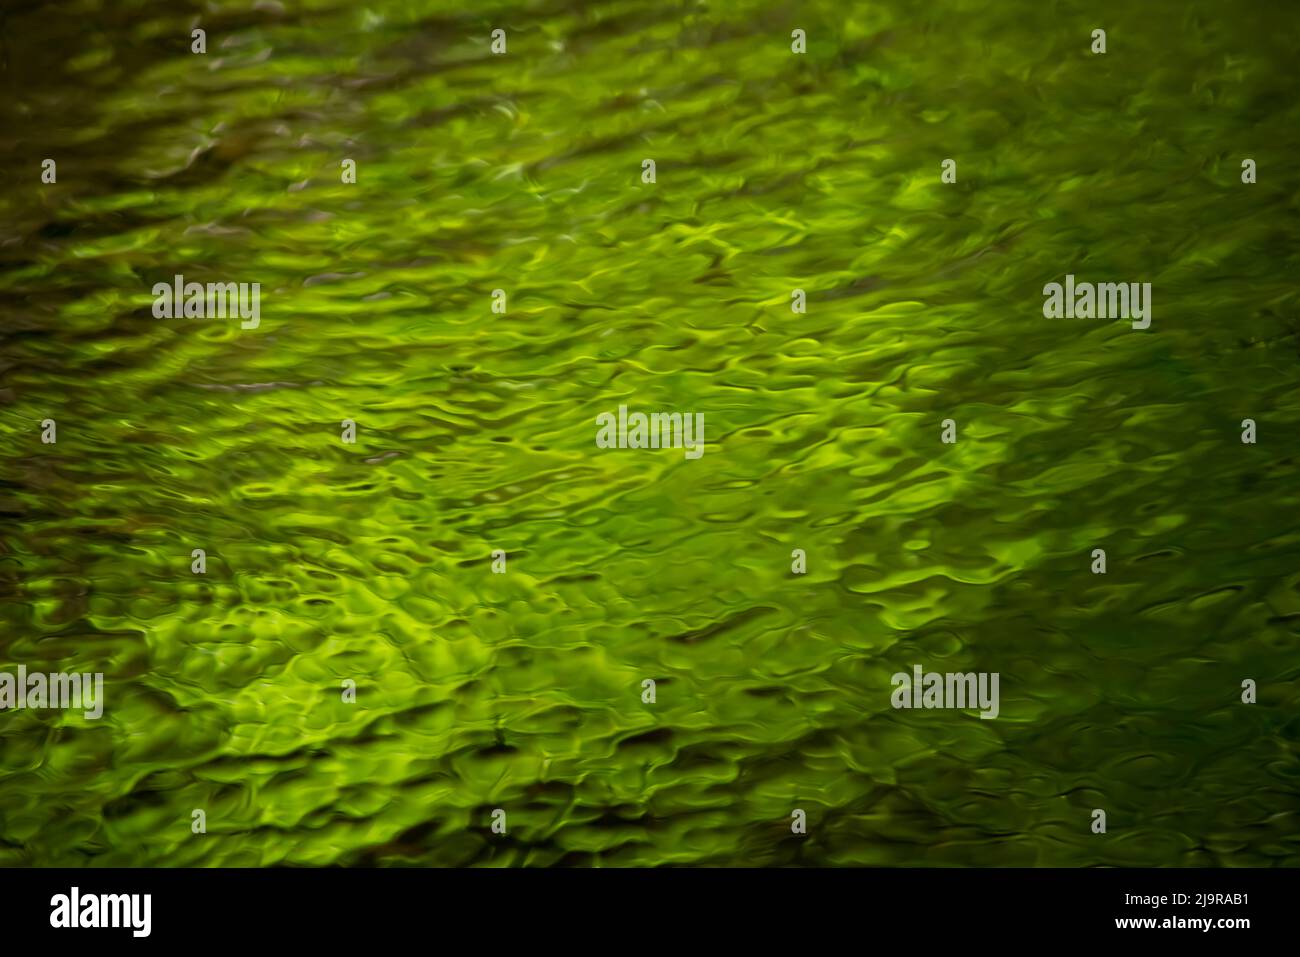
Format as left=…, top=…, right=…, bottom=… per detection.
left=0, top=0, right=1298, bottom=866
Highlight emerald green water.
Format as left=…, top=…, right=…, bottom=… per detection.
left=2, top=0, right=1298, bottom=866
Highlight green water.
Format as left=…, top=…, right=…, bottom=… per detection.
left=1, top=0, right=1298, bottom=867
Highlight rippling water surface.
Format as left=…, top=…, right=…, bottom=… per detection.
left=1, top=0, right=1299, bottom=866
